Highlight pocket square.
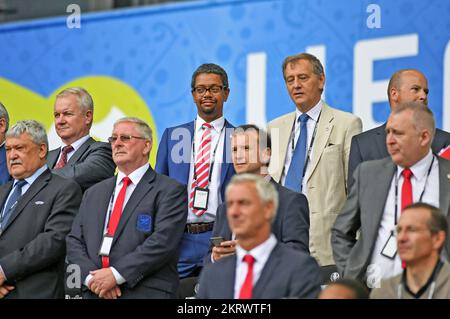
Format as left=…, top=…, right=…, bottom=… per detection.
left=35, top=201, right=45, bottom=205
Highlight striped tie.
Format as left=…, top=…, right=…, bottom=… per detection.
left=189, top=123, right=212, bottom=217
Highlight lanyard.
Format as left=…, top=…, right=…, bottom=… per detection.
left=282, top=111, right=321, bottom=181
left=192, top=122, right=225, bottom=184
left=103, top=188, right=116, bottom=235
left=394, top=155, right=435, bottom=225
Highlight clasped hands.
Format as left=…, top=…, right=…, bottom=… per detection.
left=88, top=268, right=122, bottom=299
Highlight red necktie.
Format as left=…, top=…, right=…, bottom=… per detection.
left=54, top=145, right=74, bottom=169
left=401, top=168, right=413, bottom=211
left=239, top=254, right=255, bottom=299
left=189, top=123, right=212, bottom=216
left=102, top=176, right=131, bottom=268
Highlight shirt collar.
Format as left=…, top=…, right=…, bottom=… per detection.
left=396, top=150, right=434, bottom=180
left=15, top=164, right=48, bottom=187
left=295, top=100, right=323, bottom=123
left=196, top=116, right=225, bottom=133
left=116, top=163, right=149, bottom=187
left=0, top=141, right=5, bottom=148
left=61, top=135, right=90, bottom=151
left=236, top=234, right=277, bottom=264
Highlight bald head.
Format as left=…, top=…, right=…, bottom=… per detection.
left=387, top=69, right=429, bottom=110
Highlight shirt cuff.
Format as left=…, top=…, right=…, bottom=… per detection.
left=0, top=265, right=7, bottom=282
left=84, top=274, right=93, bottom=287
left=210, top=253, right=216, bottom=264
left=110, top=267, right=126, bottom=285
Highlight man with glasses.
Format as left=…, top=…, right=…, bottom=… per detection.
left=66, top=117, right=187, bottom=299
left=48, top=87, right=115, bottom=192
left=156, top=63, right=235, bottom=279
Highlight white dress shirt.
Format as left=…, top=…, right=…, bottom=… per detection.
left=233, top=234, right=277, bottom=299
left=281, top=100, right=323, bottom=196
left=186, top=116, right=225, bottom=223
left=370, top=150, right=440, bottom=280
left=56, top=135, right=90, bottom=163
left=84, top=163, right=150, bottom=287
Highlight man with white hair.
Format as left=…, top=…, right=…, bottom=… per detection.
left=48, top=87, right=115, bottom=191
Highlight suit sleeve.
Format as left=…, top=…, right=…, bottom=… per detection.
left=113, top=182, right=188, bottom=287
left=281, top=192, right=310, bottom=254
left=51, top=142, right=115, bottom=191
left=347, top=135, right=363, bottom=190
left=331, top=164, right=362, bottom=275
left=203, top=203, right=229, bottom=265
left=343, top=117, right=362, bottom=194
left=195, top=264, right=212, bottom=299
left=0, top=180, right=82, bottom=282
left=291, top=255, right=322, bottom=298
left=155, top=128, right=169, bottom=175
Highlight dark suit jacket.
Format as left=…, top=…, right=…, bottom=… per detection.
left=0, top=144, right=11, bottom=186
left=332, top=156, right=450, bottom=280
left=206, top=177, right=310, bottom=263
left=348, top=124, right=450, bottom=188
left=196, top=242, right=321, bottom=299
left=48, top=137, right=115, bottom=192
left=0, top=169, right=82, bottom=299
left=66, top=166, right=188, bottom=299
left=155, top=120, right=235, bottom=201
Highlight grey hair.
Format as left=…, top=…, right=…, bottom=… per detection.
left=113, top=117, right=152, bottom=142
left=6, top=120, right=48, bottom=151
left=225, top=173, right=279, bottom=223
left=282, top=52, right=325, bottom=79
left=392, top=101, right=436, bottom=140
left=56, top=87, right=94, bottom=113
left=0, top=101, right=9, bottom=130
left=191, top=63, right=229, bottom=90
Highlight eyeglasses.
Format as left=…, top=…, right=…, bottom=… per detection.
left=108, top=135, right=146, bottom=143
left=192, top=85, right=225, bottom=95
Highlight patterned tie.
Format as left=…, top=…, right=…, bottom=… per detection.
left=54, top=145, right=74, bottom=169
left=239, top=254, right=255, bottom=299
left=401, top=168, right=413, bottom=211
left=0, top=180, right=27, bottom=230
left=102, top=176, right=131, bottom=268
left=285, top=113, right=309, bottom=192
left=189, top=123, right=212, bottom=217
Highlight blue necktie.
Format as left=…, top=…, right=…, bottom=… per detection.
left=285, top=114, right=309, bottom=192
left=0, top=180, right=27, bottom=229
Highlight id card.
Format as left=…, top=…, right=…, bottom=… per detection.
left=193, top=187, right=209, bottom=210
left=381, top=231, right=397, bottom=259
left=99, top=235, right=113, bottom=257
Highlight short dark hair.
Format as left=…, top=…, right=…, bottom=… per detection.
left=403, top=202, right=448, bottom=238
left=326, top=278, right=370, bottom=299
left=232, top=124, right=271, bottom=150
left=191, top=63, right=229, bottom=90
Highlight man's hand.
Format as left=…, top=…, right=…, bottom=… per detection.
left=212, top=240, right=238, bottom=262
left=88, top=268, right=117, bottom=297
left=99, top=286, right=122, bottom=299
left=0, top=285, right=14, bottom=298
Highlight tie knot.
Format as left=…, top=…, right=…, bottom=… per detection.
left=15, top=180, right=27, bottom=189
left=62, top=145, right=74, bottom=154
left=122, top=176, right=131, bottom=186
left=202, top=123, right=212, bottom=130
left=402, top=168, right=413, bottom=179
left=243, top=254, right=255, bottom=265
left=298, top=113, right=309, bottom=124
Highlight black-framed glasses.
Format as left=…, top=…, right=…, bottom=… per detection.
left=192, top=85, right=225, bottom=95
left=108, top=135, right=146, bottom=143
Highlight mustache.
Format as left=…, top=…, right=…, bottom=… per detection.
left=9, top=159, right=22, bottom=165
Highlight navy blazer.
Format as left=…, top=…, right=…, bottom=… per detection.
left=348, top=124, right=450, bottom=188
left=0, top=144, right=11, bottom=186
left=196, top=242, right=321, bottom=299
left=155, top=120, right=235, bottom=200
left=206, top=177, right=310, bottom=262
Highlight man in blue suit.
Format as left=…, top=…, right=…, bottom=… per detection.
left=156, top=63, right=235, bottom=278
left=0, top=102, right=11, bottom=186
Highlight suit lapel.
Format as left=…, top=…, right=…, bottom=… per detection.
left=47, top=149, right=60, bottom=168
left=306, top=104, right=333, bottom=182
left=2, top=169, right=52, bottom=232
left=112, top=167, right=156, bottom=245
left=67, top=137, right=95, bottom=165
left=273, top=113, right=296, bottom=182
left=252, top=244, right=281, bottom=298
left=439, top=158, right=450, bottom=215
left=0, top=181, right=13, bottom=210
left=93, top=177, right=116, bottom=249
left=179, top=122, right=194, bottom=184
left=222, top=255, right=237, bottom=298
left=220, top=120, right=234, bottom=187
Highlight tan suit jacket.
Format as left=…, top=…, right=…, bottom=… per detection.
left=268, top=102, right=362, bottom=266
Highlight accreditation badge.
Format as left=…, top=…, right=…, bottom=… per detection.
left=98, top=234, right=114, bottom=257
left=193, top=187, right=209, bottom=210
left=381, top=231, right=397, bottom=259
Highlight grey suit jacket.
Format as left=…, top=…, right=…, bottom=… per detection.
left=332, top=156, right=450, bottom=280
left=206, top=177, right=310, bottom=262
left=0, top=169, right=82, bottom=299
left=348, top=124, right=450, bottom=188
left=196, top=242, right=321, bottom=299
left=66, top=166, right=188, bottom=299
left=48, top=137, right=115, bottom=191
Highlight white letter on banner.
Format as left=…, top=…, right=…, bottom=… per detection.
left=443, top=40, right=450, bottom=132
left=246, top=52, right=267, bottom=127
left=66, top=4, right=81, bottom=29
left=366, top=4, right=381, bottom=29
left=353, top=34, right=418, bottom=131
